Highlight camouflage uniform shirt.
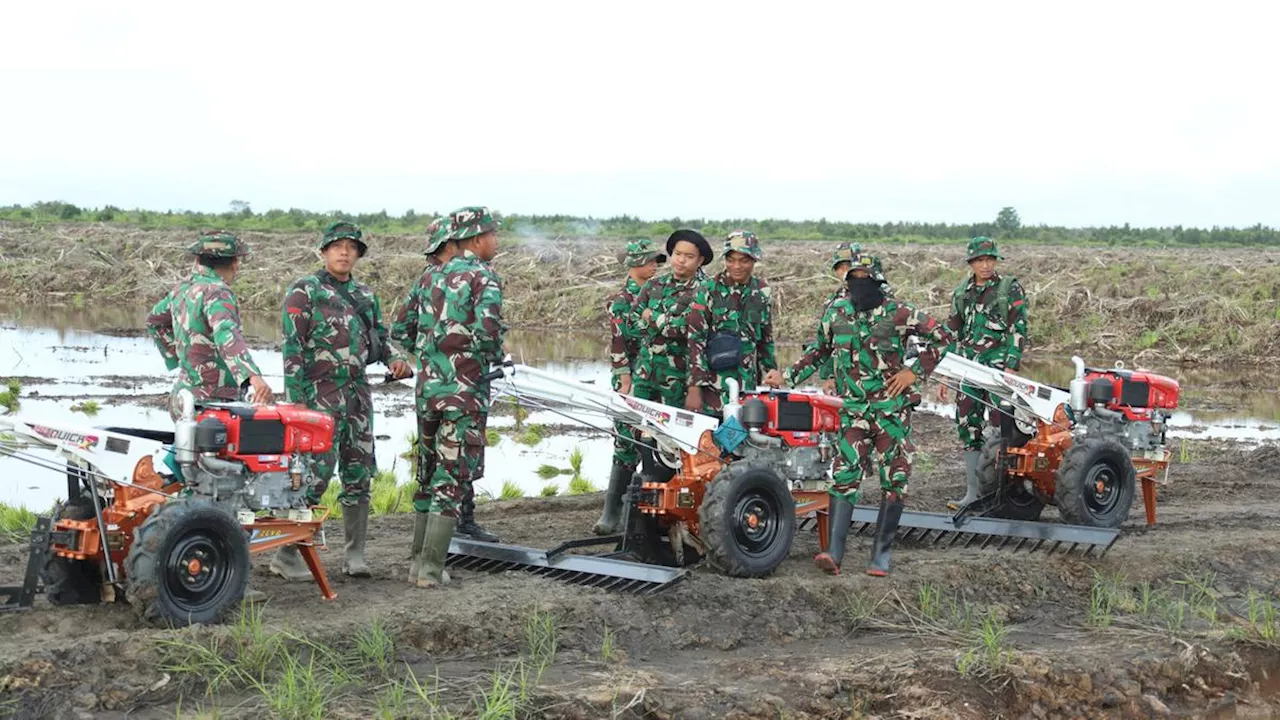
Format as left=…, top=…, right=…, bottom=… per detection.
left=631, top=271, right=703, bottom=398
left=608, top=276, right=644, bottom=386
left=687, top=271, right=777, bottom=392
left=417, top=250, right=506, bottom=413
left=946, top=272, right=1028, bottom=371
left=281, top=270, right=399, bottom=408
left=787, top=297, right=955, bottom=413
left=146, top=266, right=261, bottom=407
left=389, top=256, right=446, bottom=365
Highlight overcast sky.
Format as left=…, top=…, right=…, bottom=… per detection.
left=2, top=1, right=1277, bottom=227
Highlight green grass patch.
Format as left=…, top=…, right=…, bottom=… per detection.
left=71, top=399, right=101, bottom=416
left=0, top=502, right=37, bottom=544
left=499, top=480, right=524, bottom=500
left=539, top=484, right=559, bottom=497
left=566, top=476, right=597, bottom=495
left=513, top=424, right=547, bottom=447
left=0, top=378, right=20, bottom=413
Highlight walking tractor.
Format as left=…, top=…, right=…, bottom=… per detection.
left=444, top=353, right=1180, bottom=594
left=0, top=390, right=340, bottom=625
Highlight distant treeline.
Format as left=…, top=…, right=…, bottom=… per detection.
left=3, top=200, right=1279, bottom=247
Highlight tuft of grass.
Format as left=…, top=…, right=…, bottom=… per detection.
left=0, top=502, right=37, bottom=544
left=956, top=611, right=1012, bottom=678
left=514, top=424, right=546, bottom=447
left=0, top=378, right=20, bottom=413
left=473, top=661, right=536, bottom=720
left=71, top=399, right=101, bottom=416
left=1244, top=589, right=1279, bottom=645
left=252, top=647, right=336, bottom=720
left=535, top=464, right=564, bottom=480
left=499, top=480, right=524, bottom=500
left=371, top=470, right=413, bottom=516
left=485, top=429, right=501, bottom=447
left=567, top=445, right=585, bottom=477
left=1088, top=571, right=1130, bottom=629
left=524, top=606, right=558, bottom=669
left=566, top=476, right=597, bottom=495
left=844, top=589, right=886, bottom=630
left=540, top=484, right=559, bottom=497
left=600, top=624, right=618, bottom=663
left=354, top=618, right=396, bottom=676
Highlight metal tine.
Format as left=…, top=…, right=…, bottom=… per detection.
left=962, top=532, right=981, bottom=548
left=931, top=530, right=948, bottom=545
left=1029, top=538, right=1045, bottom=553
left=947, top=531, right=966, bottom=547
left=1012, top=537, right=1029, bottom=553
left=997, top=536, right=1013, bottom=550
left=1067, top=543, right=1080, bottom=556
left=1048, top=541, right=1062, bottom=555
left=979, top=534, right=997, bottom=549
left=900, top=527, right=917, bottom=542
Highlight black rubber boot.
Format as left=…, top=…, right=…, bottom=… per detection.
left=455, top=483, right=499, bottom=543
left=813, top=496, right=855, bottom=574
left=593, top=463, right=632, bottom=536
left=867, top=493, right=905, bottom=577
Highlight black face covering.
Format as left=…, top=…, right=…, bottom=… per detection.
left=847, top=275, right=885, bottom=311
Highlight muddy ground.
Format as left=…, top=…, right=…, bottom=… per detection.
left=1, top=415, right=1278, bottom=719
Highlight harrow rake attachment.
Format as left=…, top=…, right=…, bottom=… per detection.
left=446, top=537, right=687, bottom=595
left=798, top=505, right=1121, bottom=558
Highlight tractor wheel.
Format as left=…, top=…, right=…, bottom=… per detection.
left=40, top=500, right=103, bottom=606
left=1055, top=438, right=1136, bottom=528
left=698, top=461, right=795, bottom=578
left=124, top=499, right=250, bottom=627
left=976, top=435, right=1045, bottom=521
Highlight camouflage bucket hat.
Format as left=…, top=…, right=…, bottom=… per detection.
left=723, top=230, right=762, bottom=261
left=445, top=206, right=501, bottom=242
left=320, top=221, right=367, bottom=256
left=187, top=230, right=250, bottom=258
left=829, top=241, right=863, bottom=270
left=424, top=216, right=455, bottom=256
left=966, top=236, right=1003, bottom=262
left=840, top=250, right=878, bottom=280
left=623, top=237, right=666, bottom=267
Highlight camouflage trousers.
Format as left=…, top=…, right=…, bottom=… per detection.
left=955, top=384, right=1000, bottom=451
left=413, top=404, right=486, bottom=518
left=306, top=390, right=376, bottom=506
left=829, top=408, right=915, bottom=505
left=632, top=359, right=690, bottom=409
left=697, top=367, right=765, bottom=418
left=611, top=375, right=639, bottom=468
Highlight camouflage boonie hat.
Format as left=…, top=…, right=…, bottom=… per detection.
left=829, top=242, right=863, bottom=270
left=319, top=221, right=368, bottom=256
left=424, top=216, right=455, bottom=256
left=840, top=250, right=879, bottom=279
left=187, top=230, right=250, bottom=258
left=623, top=237, right=666, bottom=267
left=445, top=206, right=501, bottom=242
left=723, top=230, right=762, bottom=261
left=966, top=236, right=1003, bottom=262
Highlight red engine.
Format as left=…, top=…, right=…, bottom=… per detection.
left=195, top=403, right=335, bottom=473
left=1083, top=368, right=1180, bottom=421
left=738, top=390, right=843, bottom=447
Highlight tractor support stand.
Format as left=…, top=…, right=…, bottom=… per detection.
left=0, top=516, right=55, bottom=612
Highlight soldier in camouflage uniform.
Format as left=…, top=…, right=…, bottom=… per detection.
left=631, top=229, right=712, bottom=413
left=687, top=231, right=777, bottom=415
left=593, top=237, right=666, bottom=535
left=942, top=237, right=1029, bottom=510
left=146, top=231, right=274, bottom=602
left=798, top=243, right=894, bottom=392
left=766, top=251, right=954, bottom=577
left=146, top=231, right=273, bottom=419
left=403, top=206, right=505, bottom=588
left=269, top=221, right=413, bottom=582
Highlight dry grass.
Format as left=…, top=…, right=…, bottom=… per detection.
left=3, top=222, right=1280, bottom=364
